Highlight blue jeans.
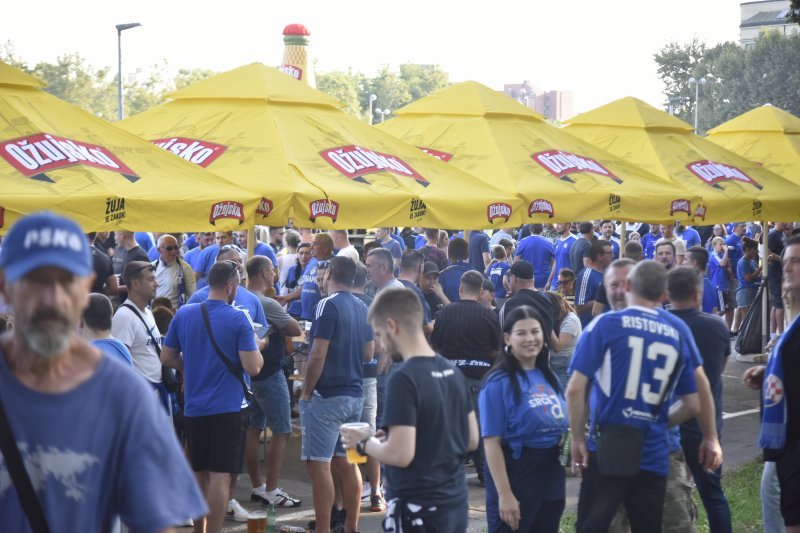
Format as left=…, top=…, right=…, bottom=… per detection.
left=762, top=461, right=786, bottom=533
left=680, top=430, right=732, bottom=533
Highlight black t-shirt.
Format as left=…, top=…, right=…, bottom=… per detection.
left=500, top=289, right=555, bottom=340
left=569, top=237, right=591, bottom=274
left=768, top=229, right=786, bottom=281
left=382, top=355, right=472, bottom=507
left=429, top=301, right=502, bottom=379
left=90, top=248, right=113, bottom=293
left=783, top=324, right=800, bottom=451
left=399, top=280, right=431, bottom=324
left=424, top=290, right=446, bottom=320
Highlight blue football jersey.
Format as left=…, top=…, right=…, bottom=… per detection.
left=569, top=306, right=699, bottom=475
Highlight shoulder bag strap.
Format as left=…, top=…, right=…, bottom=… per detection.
left=200, top=302, right=252, bottom=400
left=120, top=303, right=160, bottom=356
left=0, top=394, right=51, bottom=533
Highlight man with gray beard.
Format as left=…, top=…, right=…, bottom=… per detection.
left=0, top=212, right=206, bottom=532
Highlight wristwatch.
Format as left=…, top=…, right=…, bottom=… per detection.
left=356, top=437, right=370, bottom=456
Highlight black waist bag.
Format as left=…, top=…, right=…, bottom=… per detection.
left=595, top=424, right=645, bottom=477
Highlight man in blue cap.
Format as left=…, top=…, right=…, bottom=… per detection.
left=0, top=212, right=207, bottom=532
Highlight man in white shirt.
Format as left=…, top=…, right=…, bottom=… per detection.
left=331, top=230, right=360, bottom=263
left=153, top=234, right=196, bottom=308
left=657, top=223, right=687, bottom=265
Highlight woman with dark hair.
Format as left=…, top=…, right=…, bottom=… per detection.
left=546, top=291, right=582, bottom=389
left=282, top=242, right=312, bottom=319
left=480, top=305, right=567, bottom=533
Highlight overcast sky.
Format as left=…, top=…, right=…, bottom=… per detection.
left=1, top=0, right=741, bottom=114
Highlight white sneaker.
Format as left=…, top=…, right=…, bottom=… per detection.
left=361, top=482, right=372, bottom=502
left=226, top=499, right=249, bottom=522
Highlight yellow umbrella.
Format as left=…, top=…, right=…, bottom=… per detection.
left=120, top=64, right=517, bottom=230
left=0, top=61, right=260, bottom=233
left=564, top=97, right=800, bottom=223
left=707, top=104, right=800, bottom=186
left=378, top=82, right=694, bottom=224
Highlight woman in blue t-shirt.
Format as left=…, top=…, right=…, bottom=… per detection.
left=479, top=306, right=568, bottom=532
left=282, top=242, right=311, bottom=319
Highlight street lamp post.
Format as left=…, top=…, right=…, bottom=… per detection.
left=375, top=108, right=391, bottom=123
left=368, top=94, right=377, bottom=125
left=116, top=22, right=142, bottom=120
left=688, top=76, right=707, bottom=133
left=519, top=88, right=528, bottom=107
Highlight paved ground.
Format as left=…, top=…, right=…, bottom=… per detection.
left=183, top=347, right=766, bottom=532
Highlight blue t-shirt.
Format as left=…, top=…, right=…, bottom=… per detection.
left=309, top=291, right=373, bottom=398
left=0, top=353, right=207, bottom=531
left=702, top=278, right=719, bottom=314
left=188, top=284, right=267, bottom=334
left=184, top=245, right=204, bottom=271
left=479, top=369, right=568, bottom=457
left=185, top=233, right=198, bottom=250
left=92, top=338, right=133, bottom=366
left=414, top=234, right=427, bottom=249
left=134, top=231, right=154, bottom=252
left=603, top=237, right=621, bottom=260
left=575, top=267, right=604, bottom=327
left=439, top=261, right=473, bottom=303
left=300, top=257, right=320, bottom=321
left=641, top=232, right=662, bottom=260
left=381, top=239, right=403, bottom=264
left=551, top=234, right=577, bottom=290
left=515, top=235, right=555, bottom=288
left=147, top=245, right=159, bottom=261
left=469, top=231, right=491, bottom=273
left=390, top=233, right=406, bottom=250
left=487, top=261, right=511, bottom=298
left=399, top=279, right=432, bottom=324
left=569, top=306, right=699, bottom=475
left=253, top=241, right=278, bottom=267
left=708, top=251, right=729, bottom=291
left=679, top=227, right=702, bottom=248
left=286, top=263, right=304, bottom=317
left=194, top=244, right=220, bottom=290
left=164, top=299, right=258, bottom=416
left=725, top=234, right=743, bottom=272
left=737, top=257, right=760, bottom=290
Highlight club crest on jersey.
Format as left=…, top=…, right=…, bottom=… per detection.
left=528, top=199, right=555, bottom=218
left=279, top=64, right=303, bottom=80
left=320, top=146, right=430, bottom=187
left=256, top=198, right=274, bottom=217
left=764, top=374, right=784, bottom=408
left=152, top=137, right=227, bottom=168
left=686, top=160, right=762, bottom=190
left=419, top=147, right=453, bottom=162
left=309, top=199, right=339, bottom=222
left=0, top=133, right=139, bottom=183
left=532, top=150, right=622, bottom=184
left=670, top=199, right=691, bottom=217
left=487, top=203, right=512, bottom=223
left=209, top=201, right=244, bottom=225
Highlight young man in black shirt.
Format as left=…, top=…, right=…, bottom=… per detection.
left=418, top=261, right=448, bottom=321
left=341, top=288, right=478, bottom=532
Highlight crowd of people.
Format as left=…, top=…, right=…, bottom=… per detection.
left=1, top=215, right=800, bottom=533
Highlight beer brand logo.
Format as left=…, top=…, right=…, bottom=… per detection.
left=256, top=198, right=274, bottom=217
left=152, top=137, right=227, bottom=168
left=487, top=203, right=512, bottom=223
left=279, top=64, right=303, bottom=80
left=320, top=145, right=430, bottom=187
left=670, top=199, right=691, bottom=217
left=753, top=200, right=763, bottom=218
left=410, top=198, right=427, bottom=220
left=209, top=201, right=244, bottom=225
left=686, top=160, right=762, bottom=190
left=528, top=199, right=555, bottom=218
left=532, top=150, right=622, bottom=184
left=0, top=206, right=5, bottom=229
left=693, top=203, right=707, bottom=221
left=0, top=133, right=139, bottom=183
left=105, top=197, right=126, bottom=224
left=609, top=194, right=621, bottom=212
left=309, top=199, right=339, bottom=222
left=419, top=147, right=453, bottom=162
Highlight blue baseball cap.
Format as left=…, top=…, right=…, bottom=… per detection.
left=0, top=212, right=92, bottom=283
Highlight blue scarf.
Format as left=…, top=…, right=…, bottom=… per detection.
left=760, top=315, right=800, bottom=450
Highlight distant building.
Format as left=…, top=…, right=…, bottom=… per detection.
left=740, top=0, right=799, bottom=47
left=503, top=81, right=574, bottom=122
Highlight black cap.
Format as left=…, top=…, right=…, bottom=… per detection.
left=422, top=261, right=440, bottom=276
left=508, top=260, right=534, bottom=280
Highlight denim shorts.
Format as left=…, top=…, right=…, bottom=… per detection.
left=736, top=287, right=757, bottom=308
left=299, top=393, right=363, bottom=462
left=360, top=377, right=377, bottom=431
left=248, top=371, right=292, bottom=435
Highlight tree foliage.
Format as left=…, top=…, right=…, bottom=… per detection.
left=655, top=33, right=800, bottom=133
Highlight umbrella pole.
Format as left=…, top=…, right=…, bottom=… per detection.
left=762, top=220, right=769, bottom=353
left=619, top=223, right=626, bottom=258
left=247, top=226, right=256, bottom=283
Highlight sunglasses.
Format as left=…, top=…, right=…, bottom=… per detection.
left=217, top=244, right=241, bottom=258
left=130, top=263, right=155, bottom=277
left=162, top=245, right=179, bottom=252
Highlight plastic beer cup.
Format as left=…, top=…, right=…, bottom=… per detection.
left=340, top=422, right=371, bottom=464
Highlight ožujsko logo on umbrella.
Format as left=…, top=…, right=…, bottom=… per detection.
left=320, top=146, right=430, bottom=187
left=531, top=150, right=622, bottom=184
left=1, top=133, right=139, bottom=183
left=256, top=198, right=274, bottom=218
left=686, top=160, right=762, bottom=190
left=419, top=147, right=453, bottom=163
left=309, top=199, right=339, bottom=222
left=528, top=199, right=555, bottom=218
left=693, top=203, right=707, bottom=222
left=670, top=199, right=692, bottom=217
left=487, top=203, right=512, bottom=223
left=279, top=64, right=303, bottom=81
left=152, top=137, right=227, bottom=168
left=209, top=201, right=244, bottom=225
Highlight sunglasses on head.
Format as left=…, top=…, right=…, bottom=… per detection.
left=130, top=263, right=155, bottom=277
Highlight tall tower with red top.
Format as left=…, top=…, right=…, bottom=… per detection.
left=279, top=23, right=315, bottom=88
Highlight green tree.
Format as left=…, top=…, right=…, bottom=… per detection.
left=316, top=70, right=361, bottom=116
left=399, top=63, right=449, bottom=101
left=174, top=68, right=216, bottom=90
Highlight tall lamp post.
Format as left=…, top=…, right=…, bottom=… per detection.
left=688, top=76, right=707, bottom=133
left=116, top=22, right=142, bottom=120
left=375, top=108, right=391, bottom=123
left=519, top=88, right=528, bottom=107
left=368, top=94, right=377, bottom=125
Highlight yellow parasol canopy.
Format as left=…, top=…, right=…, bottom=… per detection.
left=378, top=82, right=695, bottom=224
left=0, top=60, right=260, bottom=233
left=564, top=97, right=800, bottom=224
left=707, top=104, right=800, bottom=186
left=120, top=64, right=517, bottom=230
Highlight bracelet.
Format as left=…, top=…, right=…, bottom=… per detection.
left=356, top=437, right=370, bottom=456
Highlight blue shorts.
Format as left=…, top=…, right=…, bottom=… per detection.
left=299, top=393, right=363, bottom=462
left=736, top=287, right=757, bottom=308
left=248, top=371, right=292, bottom=435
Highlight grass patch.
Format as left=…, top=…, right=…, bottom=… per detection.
left=558, top=458, right=764, bottom=532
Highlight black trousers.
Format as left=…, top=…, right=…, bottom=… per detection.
left=576, top=454, right=667, bottom=533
